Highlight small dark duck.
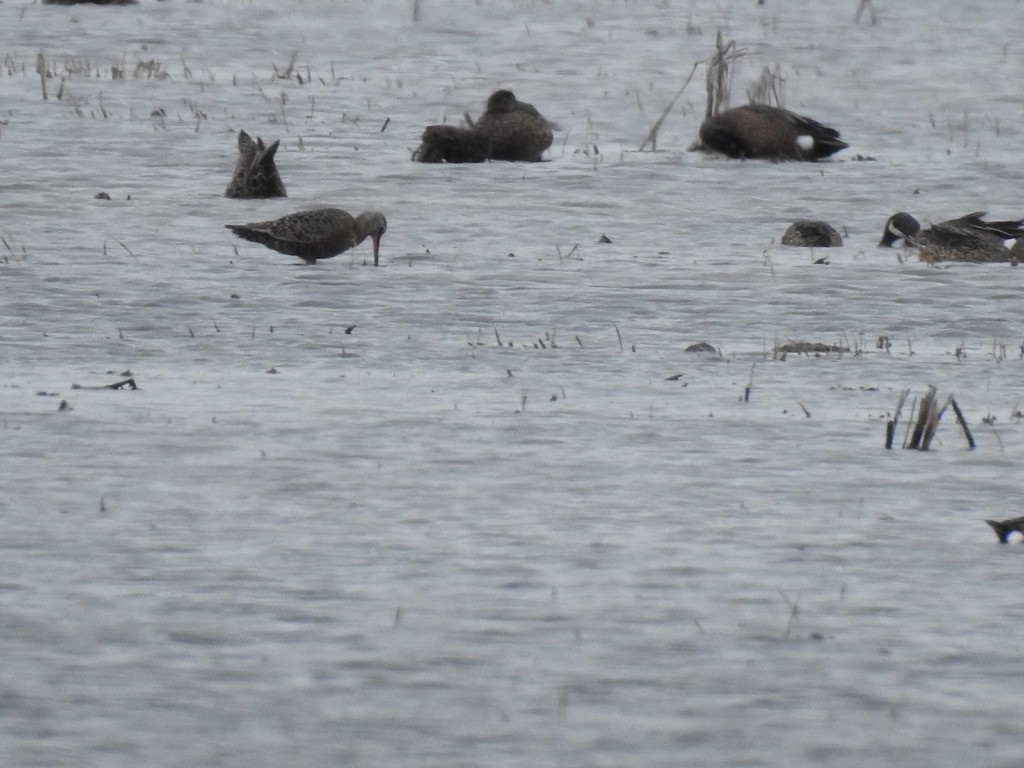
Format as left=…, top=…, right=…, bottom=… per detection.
left=414, top=89, right=555, bottom=163
left=879, top=211, right=1024, bottom=262
left=413, top=125, right=493, bottom=163
left=225, top=130, right=287, bottom=199
left=226, top=208, right=387, bottom=266
left=781, top=220, right=843, bottom=247
left=985, top=516, right=1024, bottom=543
left=696, top=104, right=848, bottom=161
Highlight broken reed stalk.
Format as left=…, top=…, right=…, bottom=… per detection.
left=72, top=377, right=138, bottom=391
left=705, top=30, right=740, bottom=119
left=747, top=64, right=784, bottom=107
left=854, top=0, right=878, bottom=24
left=888, top=387, right=976, bottom=450
left=919, top=394, right=953, bottom=450
left=949, top=398, right=977, bottom=449
left=36, top=51, right=47, bottom=100
left=885, top=387, right=910, bottom=449
left=906, top=386, right=938, bottom=449
left=901, top=395, right=918, bottom=448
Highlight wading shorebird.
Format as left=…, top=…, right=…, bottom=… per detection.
left=781, top=220, right=843, bottom=247
left=414, top=89, right=555, bottom=163
left=224, top=130, right=287, bottom=199
left=226, top=208, right=387, bottom=266
left=696, top=104, right=848, bottom=161
left=879, top=211, right=1024, bottom=262
left=985, top=516, right=1024, bottom=543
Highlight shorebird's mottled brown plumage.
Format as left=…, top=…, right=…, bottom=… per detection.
left=781, top=220, right=843, bottom=247
left=226, top=208, right=387, bottom=266
left=225, top=130, right=287, bottom=199
left=696, top=104, right=848, bottom=161
left=414, top=89, right=555, bottom=163
left=879, top=211, right=1024, bottom=262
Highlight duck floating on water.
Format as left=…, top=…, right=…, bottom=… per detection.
left=226, top=208, right=387, bottom=266
left=781, top=220, right=843, bottom=247
left=414, top=89, right=555, bottom=163
left=879, top=211, right=1024, bottom=262
left=224, top=130, right=287, bottom=199
left=985, top=516, right=1024, bottom=543
left=696, top=104, right=848, bottom=161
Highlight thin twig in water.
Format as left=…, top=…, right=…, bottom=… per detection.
left=639, top=61, right=701, bottom=151
left=115, top=239, right=138, bottom=260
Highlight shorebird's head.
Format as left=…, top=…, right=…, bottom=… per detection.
left=358, top=211, right=387, bottom=267
left=879, top=212, right=920, bottom=247
left=486, top=89, right=518, bottom=113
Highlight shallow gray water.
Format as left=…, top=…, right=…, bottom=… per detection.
left=2, top=1, right=1024, bottom=766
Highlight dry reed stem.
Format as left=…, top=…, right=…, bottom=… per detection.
left=638, top=61, right=700, bottom=151
left=949, top=399, right=977, bottom=449
left=854, top=0, right=878, bottom=24
left=35, top=51, right=47, bottom=100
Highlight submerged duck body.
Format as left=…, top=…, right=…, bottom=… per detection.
left=414, top=89, right=555, bottom=163
left=224, top=130, right=287, bottom=199
left=226, top=208, right=387, bottom=266
left=781, top=220, right=843, bottom=247
left=879, top=211, right=1024, bottom=262
left=697, top=104, right=848, bottom=161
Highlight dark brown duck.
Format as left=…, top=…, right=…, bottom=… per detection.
left=697, top=104, right=848, bottom=161
left=225, top=130, right=287, bottom=199
left=985, top=516, right=1024, bottom=543
left=414, top=89, right=555, bottom=163
left=781, top=220, right=843, bottom=247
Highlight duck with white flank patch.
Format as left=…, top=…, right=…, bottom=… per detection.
left=986, top=516, right=1024, bottom=543
left=696, top=104, right=848, bottom=161
left=879, top=211, right=1024, bottom=263
left=226, top=208, right=387, bottom=266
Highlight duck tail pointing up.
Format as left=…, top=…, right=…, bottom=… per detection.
left=985, top=517, right=1024, bottom=543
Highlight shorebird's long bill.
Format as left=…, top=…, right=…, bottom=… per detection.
left=372, top=233, right=382, bottom=267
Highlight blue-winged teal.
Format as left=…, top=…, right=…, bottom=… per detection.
left=879, top=211, right=1024, bottom=262
left=781, top=220, right=843, bottom=247
left=986, top=516, right=1024, bottom=543
left=224, top=130, right=287, bottom=199
left=414, top=89, right=555, bottom=163
left=227, top=208, right=387, bottom=266
left=1010, top=237, right=1024, bottom=265
left=697, top=104, right=848, bottom=161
